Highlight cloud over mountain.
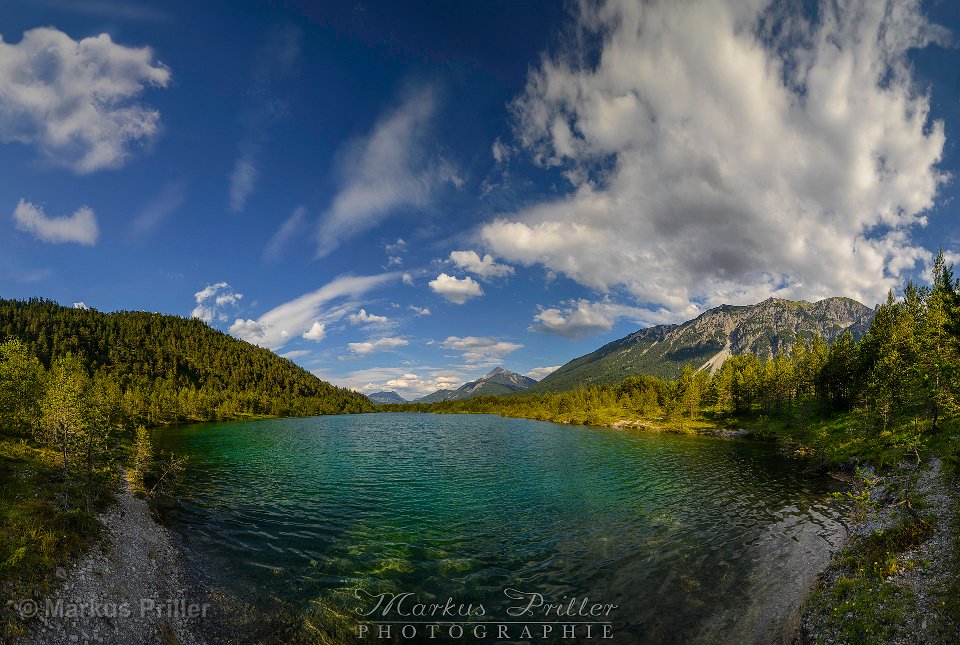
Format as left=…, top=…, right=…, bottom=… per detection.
left=483, top=0, right=948, bottom=316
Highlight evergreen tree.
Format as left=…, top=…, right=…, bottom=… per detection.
left=0, top=339, right=45, bottom=437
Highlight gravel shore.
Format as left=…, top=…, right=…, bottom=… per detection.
left=18, top=480, right=207, bottom=645
left=799, top=456, right=959, bottom=644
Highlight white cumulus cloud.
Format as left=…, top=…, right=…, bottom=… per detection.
left=13, top=199, right=99, bottom=245
left=336, top=366, right=464, bottom=398
left=409, top=305, right=431, bottom=316
left=484, top=0, right=949, bottom=316
left=191, top=282, right=243, bottom=323
left=349, top=309, right=389, bottom=325
left=530, top=299, right=679, bottom=339
left=302, top=322, right=327, bottom=341
left=525, top=366, right=561, bottom=381
left=449, top=250, right=515, bottom=280
left=429, top=273, right=484, bottom=304
left=0, top=27, right=171, bottom=173
left=348, top=337, right=409, bottom=355
left=441, top=336, right=522, bottom=364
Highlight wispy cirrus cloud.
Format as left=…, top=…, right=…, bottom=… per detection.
left=0, top=27, right=170, bottom=173
left=130, top=181, right=185, bottom=238
left=228, top=273, right=398, bottom=350
left=263, top=206, right=309, bottom=262
left=35, top=1, right=172, bottom=23
left=315, top=87, right=461, bottom=257
left=228, top=24, right=302, bottom=212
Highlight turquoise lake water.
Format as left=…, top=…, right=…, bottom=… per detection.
left=153, top=413, right=848, bottom=644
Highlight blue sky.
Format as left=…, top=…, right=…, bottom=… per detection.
left=1, top=0, right=959, bottom=398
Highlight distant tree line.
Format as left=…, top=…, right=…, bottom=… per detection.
left=0, top=297, right=374, bottom=618
left=0, top=298, right=373, bottom=428
left=386, top=253, right=960, bottom=464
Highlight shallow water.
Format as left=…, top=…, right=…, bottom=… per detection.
left=154, top=413, right=847, bottom=644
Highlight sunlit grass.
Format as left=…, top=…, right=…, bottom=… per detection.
left=0, top=438, right=114, bottom=638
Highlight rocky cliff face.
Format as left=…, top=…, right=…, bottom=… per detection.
left=531, top=297, right=876, bottom=390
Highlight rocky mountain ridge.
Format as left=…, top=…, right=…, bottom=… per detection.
left=530, top=296, right=876, bottom=391
left=416, top=367, right=537, bottom=403
left=366, top=391, right=407, bottom=404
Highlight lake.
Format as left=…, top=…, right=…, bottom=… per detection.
left=153, top=413, right=847, bottom=644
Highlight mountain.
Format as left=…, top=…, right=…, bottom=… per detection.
left=415, top=389, right=458, bottom=403
left=367, top=391, right=407, bottom=404
left=530, top=297, right=876, bottom=391
left=0, top=298, right=374, bottom=424
left=416, top=367, right=538, bottom=402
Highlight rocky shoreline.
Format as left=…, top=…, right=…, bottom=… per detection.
left=609, top=417, right=751, bottom=439
left=798, top=457, right=959, bottom=644
left=17, top=480, right=206, bottom=645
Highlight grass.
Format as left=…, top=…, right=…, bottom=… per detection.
left=0, top=437, right=116, bottom=638
left=796, top=418, right=960, bottom=644
left=802, top=505, right=934, bottom=643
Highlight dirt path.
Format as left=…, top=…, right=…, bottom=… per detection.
left=19, top=480, right=206, bottom=644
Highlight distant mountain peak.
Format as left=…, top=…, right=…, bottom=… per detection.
left=416, top=367, right=536, bottom=403
left=366, top=390, right=407, bottom=404
left=530, top=296, right=876, bottom=391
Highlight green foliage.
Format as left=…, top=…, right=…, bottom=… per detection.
left=129, top=426, right=153, bottom=494
left=0, top=298, right=372, bottom=637
left=128, top=426, right=185, bottom=500
left=0, top=297, right=374, bottom=425
left=0, top=340, right=45, bottom=437
left=804, top=514, right=934, bottom=643
left=0, top=438, right=107, bottom=638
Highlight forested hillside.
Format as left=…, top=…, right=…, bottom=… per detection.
left=392, top=254, right=960, bottom=469
left=0, top=298, right=372, bottom=426
left=384, top=254, right=960, bottom=640
left=530, top=296, right=875, bottom=389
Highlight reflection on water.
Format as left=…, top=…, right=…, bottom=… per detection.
left=154, top=413, right=847, bottom=644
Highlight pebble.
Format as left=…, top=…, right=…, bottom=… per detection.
left=16, top=479, right=207, bottom=645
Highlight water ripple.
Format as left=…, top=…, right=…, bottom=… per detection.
left=155, top=413, right=847, bottom=644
